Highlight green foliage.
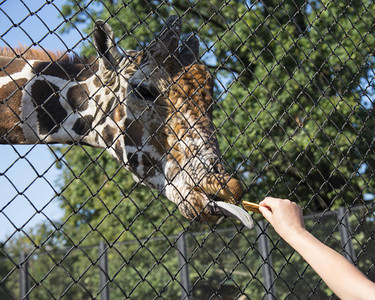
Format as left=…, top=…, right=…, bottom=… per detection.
left=0, top=244, right=14, bottom=300
left=204, top=0, right=375, bottom=211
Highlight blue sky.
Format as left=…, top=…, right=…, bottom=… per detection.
left=0, top=0, right=89, bottom=241
left=0, top=0, right=86, bottom=51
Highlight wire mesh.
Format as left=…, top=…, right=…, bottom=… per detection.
left=0, top=0, right=374, bottom=299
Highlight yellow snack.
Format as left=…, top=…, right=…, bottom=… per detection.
left=242, top=201, right=261, bottom=214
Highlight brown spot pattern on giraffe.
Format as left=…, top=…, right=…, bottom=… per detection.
left=31, top=80, right=68, bottom=135
left=114, top=139, right=124, bottom=162
left=32, top=61, right=99, bottom=81
left=67, top=83, right=89, bottom=111
left=124, top=118, right=144, bottom=147
left=123, top=119, right=144, bottom=170
left=103, top=96, right=116, bottom=115
left=72, top=115, right=94, bottom=136
left=112, top=103, right=125, bottom=123
left=0, top=78, right=27, bottom=143
left=0, top=57, right=26, bottom=77
left=102, top=124, right=117, bottom=147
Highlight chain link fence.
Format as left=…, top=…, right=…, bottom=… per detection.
left=0, top=0, right=374, bottom=299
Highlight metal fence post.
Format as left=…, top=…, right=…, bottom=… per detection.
left=176, top=232, right=192, bottom=300
left=257, top=221, right=275, bottom=300
left=19, top=251, right=29, bottom=300
left=98, top=241, right=110, bottom=300
left=337, top=207, right=356, bottom=264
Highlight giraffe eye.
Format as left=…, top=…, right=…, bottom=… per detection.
left=135, top=85, right=155, bottom=101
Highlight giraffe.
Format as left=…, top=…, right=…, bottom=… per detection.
left=0, top=16, right=253, bottom=229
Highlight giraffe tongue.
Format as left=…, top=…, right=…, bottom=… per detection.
left=208, top=201, right=254, bottom=230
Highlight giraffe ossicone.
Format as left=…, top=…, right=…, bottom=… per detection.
left=0, top=16, right=253, bottom=229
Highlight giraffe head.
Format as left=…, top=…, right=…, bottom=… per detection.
left=91, top=16, right=253, bottom=229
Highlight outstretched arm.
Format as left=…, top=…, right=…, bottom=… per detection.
left=259, top=197, right=375, bottom=300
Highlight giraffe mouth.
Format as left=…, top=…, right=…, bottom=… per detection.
left=198, top=191, right=254, bottom=230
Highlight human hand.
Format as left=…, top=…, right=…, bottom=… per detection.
left=259, top=197, right=306, bottom=241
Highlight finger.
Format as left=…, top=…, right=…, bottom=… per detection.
left=259, top=205, right=273, bottom=222
left=259, top=197, right=280, bottom=208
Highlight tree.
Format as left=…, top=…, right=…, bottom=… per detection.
left=172, top=0, right=375, bottom=211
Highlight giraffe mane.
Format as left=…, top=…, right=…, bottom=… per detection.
left=0, top=45, right=94, bottom=63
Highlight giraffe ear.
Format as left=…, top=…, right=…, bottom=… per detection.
left=146, top=16, right=182, bottom=67
left=178, top=33, right=199, bottom=66
left=93, top=20, right=122, bottom=69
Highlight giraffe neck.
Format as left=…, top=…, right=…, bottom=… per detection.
left=0, top=56, right=127, bottom=152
